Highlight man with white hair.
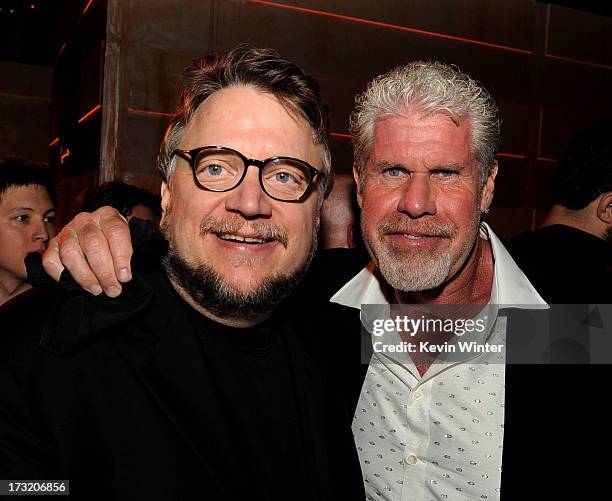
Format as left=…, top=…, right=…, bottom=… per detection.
left=332, top=61, right=546, bottom=500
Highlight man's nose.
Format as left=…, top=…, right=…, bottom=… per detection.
left=224, top=167, right=273, bottom=219
left=397, top=174, right=437, bottom=218
left=32, top=220, right=51, bottom=243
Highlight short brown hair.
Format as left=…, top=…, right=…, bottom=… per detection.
left=157, top=45, right=332, bottom=198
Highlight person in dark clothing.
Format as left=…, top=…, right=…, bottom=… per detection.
left=0, top=46, right=364, bottom=500
left=77, top=181, right=161, bottom=224
left=510, top=120, right=612, bottom=304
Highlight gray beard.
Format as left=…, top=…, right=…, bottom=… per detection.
left=376, top=244, right=453, bottom=292
left=162, top=233, right=318, bottom=322
left=363, top=214, right=480, bottom=293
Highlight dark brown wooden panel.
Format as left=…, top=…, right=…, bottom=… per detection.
left=209, top=1, right=534, bottom=137
left=0, top=95, right=50, bottom=161
left=54, top=170, right=97, bottom=229
left=329, top=134, right=353, bottom=175
left=540, top=105, right=611, bottom=160
left=128, top=46, right=198, bottom=112
left=125, top=0, right=217, bottom=51
left=498, top=100, right=532, bottom=156
left=484, top=207, right=533, bottom=241
left=547, top=5, right=612, bottom=66
left=78, top=42, right=104, bottom=117
left=532, top=159, right=556, bottom=210
left=0, top=62, right=52, bottom=97
left=539, top=57, right=611, bottom=107
left=118, top=112, right=168, bottom=178
left=492, top=157, right=531, bottom=209
left=258, top=0, right=536, bottom=51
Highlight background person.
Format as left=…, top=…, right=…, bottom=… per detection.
left=0, top=156, right=56, bottom=306
left=77, top=180, right=161, bottom=224
left=319, top=173, right=359, bottom=250
left=510, top=120, right=612, bottom=303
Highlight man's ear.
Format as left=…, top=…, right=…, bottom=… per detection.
left=596, top=191, right=612, bottom=225
left=353, top=163, right=363, bottom=209
left=480, top=162, right=498, bottom=212
left=160, top=180, right=171, bottom=226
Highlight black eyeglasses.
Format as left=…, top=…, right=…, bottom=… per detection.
left=172, top=146, right=322, bottom=202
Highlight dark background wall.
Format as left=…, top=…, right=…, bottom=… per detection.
left=1, top=0, right=611, bottom=235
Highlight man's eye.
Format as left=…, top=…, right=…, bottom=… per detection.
left=15, top=215, right=29, bottom=223
left=44, top=215, right=56, bottom=225
left=274, top=171, right=297, bottom=184
left=206, top=164, right=224, bottom=176
left=437, top=169, right=457, bottom=178
left=385, top=167, right=404, bottom=177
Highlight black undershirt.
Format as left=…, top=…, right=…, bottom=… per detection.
left=180, top=302, right=314, bottom=500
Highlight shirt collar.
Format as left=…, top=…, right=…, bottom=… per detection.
left=330, top=222, right=548, bottom=310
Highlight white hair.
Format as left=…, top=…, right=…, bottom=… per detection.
left=350, top=61, right=501, bottom=186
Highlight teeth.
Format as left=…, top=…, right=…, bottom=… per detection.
left=218, top=233, right=266, bottom=244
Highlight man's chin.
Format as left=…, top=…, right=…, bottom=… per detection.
left=162, top=249, right=309, bottom=322
left=376, top=249, right=452, bottom=293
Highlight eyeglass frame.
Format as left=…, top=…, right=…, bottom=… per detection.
left=172, top=145, right=323, bottom=202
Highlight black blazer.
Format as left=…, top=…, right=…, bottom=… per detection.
left=0, top=271, right=363, bottom=501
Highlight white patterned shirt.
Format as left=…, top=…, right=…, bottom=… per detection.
left=330, top=223, right=547, bottom=501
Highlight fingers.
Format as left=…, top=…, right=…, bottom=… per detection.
left=59, top=222, right=105, bottom=295
left=41, top=207, right=133, bottom=297
left=41, top=239, right=65, bottom=282
left=98, top=207, right=133, bottom=285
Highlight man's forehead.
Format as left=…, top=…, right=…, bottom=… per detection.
left=0, top=184, right=51, bottom=208
left=374, top=108, right=470, bottom=135
left=186, top=86, right=303, bottom=132
left=372, top=112, right=472, bottom=157
left=179, top=86, right=320, bottom=165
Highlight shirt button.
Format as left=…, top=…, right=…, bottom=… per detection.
left=413, top=391, right=423, bottom=401
left=407, top=455, right=418, bottom=465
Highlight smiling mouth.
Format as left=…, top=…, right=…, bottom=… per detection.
left=389, top=232, right=443, bottom=239
left=216, top=233, right=274, bottom=244
left=403, top=233, right=433, bottom=239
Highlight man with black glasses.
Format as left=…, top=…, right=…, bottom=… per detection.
left=0, top=46, right=362, bottom=500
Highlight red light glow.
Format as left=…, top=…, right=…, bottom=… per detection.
left=330, top=132, right=352, bottom=139
left=83, top=0, right=94, bottom=16
left=60, top=149, right=71, bottom=164
left=128, top=108, right=173, bottom=118
left=57, top=42, right=67, bottom=59
left=497, top=153, right=526, bottom=160
left=77, top=104, right=102, bottom=124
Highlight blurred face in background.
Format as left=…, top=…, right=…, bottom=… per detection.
left=0, top=184, right=56, bottom=291
left=128, top=204, right=156, bottom=223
